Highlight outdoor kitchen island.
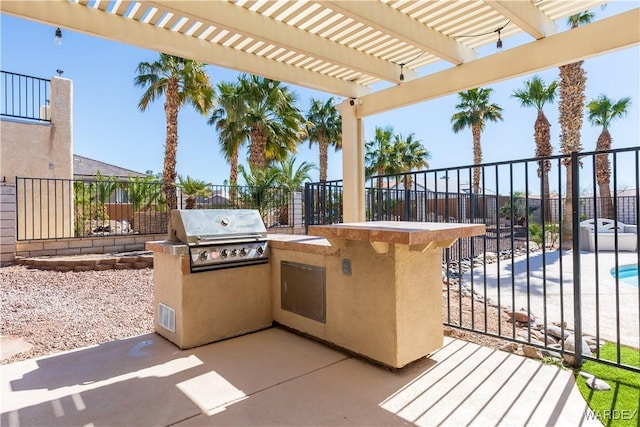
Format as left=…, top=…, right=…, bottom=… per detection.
left=270, top=221, right=485, bottom=369
left=148, top=217, right=484, bottom=370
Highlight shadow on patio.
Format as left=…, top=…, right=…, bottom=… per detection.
left=1, top=327, right=597, bottom=426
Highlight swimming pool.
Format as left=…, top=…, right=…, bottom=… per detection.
left=611, top=264, right=639, bottom=287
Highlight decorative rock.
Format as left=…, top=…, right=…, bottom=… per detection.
left=527, top=338, right=545, bottom=347
left=565, top=334, right=593, bottom=357
left=500, top=342, right=518, bottom=353
left=530, top=329, right=545, bottom=341
left=545, top=335, right=558, bottom=345
left=508, top=310, right=535, bottom=323
left=523, top=345, right=543, bottom=360
left=476, top=252, right=498, bottom=263
left=541, top=349, right=562, bottom=359
left=528, top=242, right=540, bottom=251
left=585, top=376, right=611, bottom=391
left=546, top=325, right=570, bottom=340
left=579, top=371, right=594, bottom=380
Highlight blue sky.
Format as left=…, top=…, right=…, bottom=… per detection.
left=1, top=3, right=639, bottom=190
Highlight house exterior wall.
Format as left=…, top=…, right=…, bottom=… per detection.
left=1, top=77, right=74, bottom=242
left=0, top=77, right=73, bottom=183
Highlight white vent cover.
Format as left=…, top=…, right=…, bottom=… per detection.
left=158, top=303, right=176, bottom=333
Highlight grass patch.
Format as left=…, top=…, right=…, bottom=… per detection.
left=575, top=343, right=640, bottom=427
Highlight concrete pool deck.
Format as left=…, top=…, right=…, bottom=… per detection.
left=463, top=249, right=640, bottom=348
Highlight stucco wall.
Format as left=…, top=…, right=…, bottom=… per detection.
left=0, top=76, right=73, bottom=183
left=1, top=77, right=73, bottom=241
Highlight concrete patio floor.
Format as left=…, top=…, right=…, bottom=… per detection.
left=1, top=327, right=599, bottom=426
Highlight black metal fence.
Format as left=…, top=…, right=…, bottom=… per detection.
left=306, top=147, right=640, bottom=372
left=15, top=178, right=304, bottom=240
left=1, top=71, right=51, bottom=122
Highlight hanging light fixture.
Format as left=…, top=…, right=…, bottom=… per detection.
left=399, top=63, right=405, bottom=81
left=496, top=28, right=503, bottom=51
left=54, top=27, right=62, bottom=46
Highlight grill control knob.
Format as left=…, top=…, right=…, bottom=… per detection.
left=240, top=248, right=248, bottom=256
left=220, top=249, right=229, bottom=258
left=230, top=249, right=238, bottom=257
left=199, top=251, right=209, bottom=261
left=256, top=246, right=264, bottom=255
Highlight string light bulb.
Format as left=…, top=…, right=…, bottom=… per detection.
left=399, top=64, right=405, bottom=81
left=496, top=28, right=503, bottom=51
left=54, top=27, right=62, bottom=46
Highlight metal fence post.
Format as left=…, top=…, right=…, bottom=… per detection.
left=571, top=151, right=583, bottom=368
left=304, top=182, right=311, bottom=234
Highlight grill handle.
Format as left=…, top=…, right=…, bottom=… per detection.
left=193, top=235, right=266, bottom=245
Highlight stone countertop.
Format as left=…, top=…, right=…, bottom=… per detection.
left=145, top=240, right=189, bottom=256
left=267, top=234, right=339, bottom=256
left=308, top=221, right=485, bottom=246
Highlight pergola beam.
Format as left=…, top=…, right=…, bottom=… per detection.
left=357, top=9, right=639, bottom=117
left=325, top=0, right=477, bottom=65
left=144, top=0, right=413, bottom=84
left=0, top=0, right=371, bottom=98
left=485, top=0, right=557, bottom=39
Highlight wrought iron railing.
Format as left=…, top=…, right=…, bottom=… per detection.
left=305, top=147, right=640, bottom=372
left=15, top=178, right=304, bottom=240
left=1, top=71, right=51, bottom=122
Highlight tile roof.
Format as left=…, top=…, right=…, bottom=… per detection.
left=73, top=154, right=147, bottom=180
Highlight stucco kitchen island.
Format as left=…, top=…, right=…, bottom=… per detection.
left=270, top=221, right=485, bottom=369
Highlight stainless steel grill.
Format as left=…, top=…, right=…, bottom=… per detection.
left=168, top=209, right=268, bottom=272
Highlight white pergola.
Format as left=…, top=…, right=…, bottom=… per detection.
left=3, top=0, right=638, bottom=221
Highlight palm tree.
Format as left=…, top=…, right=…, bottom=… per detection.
left=451, top=88, right=503, bottom=193
left=272, top=157, right=316, bottom=225
left=586, top=95, right=631, bottom=219
left=134, top=53, right=214, bottom=210
left=558, top=11, right=595, bottom=246
left=390, top=132, right=431, bottom=189
left=305, top=97, right=342, bottom=182
left=236, top=75, right=305, bottom=170
left=274, top=157, right=316, bottom=191
left=177, top=175, right=211, bottom=209
left=365, top=126, right=395, bottom=189
left=208, top=81, right=246, bottom=187
left=124, top=174, right=163, bottom=212
left=512, top=76, right=558, bottom=222
left=238, top=164, right=281, bottom=222
left=91, top=171, right=119, bottom=222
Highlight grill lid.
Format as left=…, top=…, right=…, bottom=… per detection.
left=169, top=209, right=267, bottom=245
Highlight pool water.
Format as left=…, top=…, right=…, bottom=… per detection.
left=611, top=264, right=639, bottom=287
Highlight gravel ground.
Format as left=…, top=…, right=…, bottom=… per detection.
left=1, top=264, right=519, bottom=365
left=1, top=265, right=154, bottom=364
